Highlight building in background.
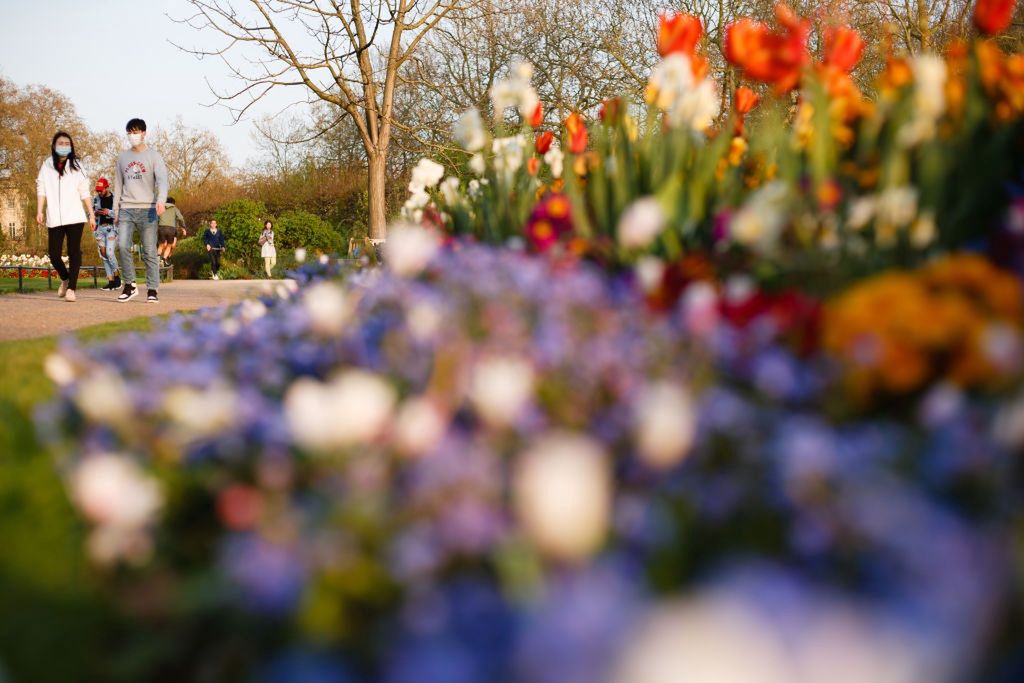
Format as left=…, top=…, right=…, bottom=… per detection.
left=0, top=183, right=29, bottom=244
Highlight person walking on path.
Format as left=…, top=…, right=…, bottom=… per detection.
left=36, top=131, right=95, bottom=303
left=92, top=177, right=121, bottom=291
left=158, top=196, right=186, bottom=266
left=203, top=219, right=226, bottom=280
left=113, top=118, right=168, bottom=304
left=259, top=220, right=276, bottom=278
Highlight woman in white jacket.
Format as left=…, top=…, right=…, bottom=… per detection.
left=36, top=131, right=95, bottom=302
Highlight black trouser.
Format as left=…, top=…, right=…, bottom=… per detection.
left=48, top=223, right=84, bottom=289
left=209, top=249, right=222, bottom=274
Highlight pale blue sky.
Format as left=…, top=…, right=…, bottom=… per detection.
left=0, top=0, right=298, bottom=164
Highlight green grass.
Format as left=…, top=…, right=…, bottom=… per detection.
left=0, top=317, right=157, bottom=683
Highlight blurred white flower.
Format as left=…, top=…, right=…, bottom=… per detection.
left=617, top=197, right=667, bottom=249
left=983, top=323, right=1022, bottom=373
left=543, top=146, right=564, bottom=179
left=514, top=431, right=611, bottom=562
left=410, top=158, right=446, bottom=189
left=453, top=108, right=487, bottom=152
left=302, top=281, right=351, bottom=336
left=44, top=352, right=77, bottom=387
left=648, top=54, right=721, bottom=131
left=294, top=247, right=307, bottom=263
left=491, top=60, right=538, bottom=121
left=87, top=525, right=154, bottom=566
left=163, top=383, right=238, bottom=438
left=406, top=300, right=444, bottom=342
left=730, top=182, right=789, bottom=254
left=613, top=595, right=791, bottom=683
left=71, top=454, right=163, bottom=531
left=875, top=186, right=918, bottom=228
left=633, top=381, right=697, bottom=469
left=682, top=282, right=719, bottom=337
left=899, top=55, right=947, bottom=146
left=994, top=392, right=1024, bottom=450
left=469, top=355, right=535, bottom=427
left=74, top=369, right=130, bottom=426
left=284, top=370, right=397, bottom=452
left=469, top=153, right=486, bottom=176
left=635, top=256, right=665, bottom=294
left=393, top=396, right=448, bottom=458
left=439, top=177, right=462, bottom=206
left=385, top=222, right=441, bottom=278
left=492, top=135, right=528, bottom=181
left=909, top=211, right=936, bottom=247
left=240, top=299, right=267, bottom=323
left=846, top=197, right=876, bottom=230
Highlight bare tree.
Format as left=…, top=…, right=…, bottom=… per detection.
left=176, top=0, right=482, bottom=240
left=150, top=116, right=232, bottom=197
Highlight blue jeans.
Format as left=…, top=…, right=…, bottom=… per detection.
left=95, top=224, right=119, bottom=278
left=118, top=208, right=160, bottom=290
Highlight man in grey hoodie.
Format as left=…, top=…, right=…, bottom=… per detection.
left=113, top=118, right=168, bottom=303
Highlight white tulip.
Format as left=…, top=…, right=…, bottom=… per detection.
left=44, top=352, right=77, bottom=387
left=410, top=158, right=446, bottom=189
left=439, top=177, right=462, bottom=206
left=469, top=355, right=535, bottom=427
left=543, top=146, right=564, bottom=179
left=469, top=154, right=487, bottom=176
left=385, top=222, right=441, bottom=278
left=514, top=432, right=611, bottom=563
left=648, top=54, right=721, bottom=132
left=633, top=381, right=697, bottom=469
left=617, top=197, right=667, bottom=249
left=453, top=108, right=487, bottom=152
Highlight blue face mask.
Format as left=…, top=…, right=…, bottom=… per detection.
left=55, top=145, right=71, bottom=157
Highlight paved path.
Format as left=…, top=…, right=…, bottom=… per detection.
left=0, top=280, right=284, bottom=342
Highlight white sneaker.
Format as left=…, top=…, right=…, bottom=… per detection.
left=214, top=273, right=220, bottom=280
left=57, top=280, right=69, bottom=298
left=65, top=289, right=76, bottom=302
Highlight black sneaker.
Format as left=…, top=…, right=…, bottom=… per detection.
left=111, top=275, right=121, bottom=289
left=117, top=283, right=138, bottom=302
left=100, top=280, right=118, bottom=291
left=147, top=289, right=159, bottom=303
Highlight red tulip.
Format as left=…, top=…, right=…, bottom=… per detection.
left=535, top=130, right=554, bottom=154
left=658, top=13, right=703, bottom=57
left=734, top=86, right=760, bottom=115
left=974, top=0, right=1016, bottom=35
left=565, top=112, right=588, bottom=154
left=824, top=26, right=865, bottom=72
left=529, top=102, right=544, bottom=128
left=527, top=157, right=540, bottom=176
left=599, top=97, right=622, bottom=123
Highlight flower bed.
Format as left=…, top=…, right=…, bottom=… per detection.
left=36, top=1, right=1024, bottom=681
left=1, top=253, right=66, bottom=278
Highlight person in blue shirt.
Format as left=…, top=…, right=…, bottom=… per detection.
left=202, top=219, right=226, bottom=280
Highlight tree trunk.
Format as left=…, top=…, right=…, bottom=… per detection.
left=367, top=151, right=388, bottom=241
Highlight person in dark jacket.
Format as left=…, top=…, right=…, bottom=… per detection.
left=202, top=218, right=226, bottom=280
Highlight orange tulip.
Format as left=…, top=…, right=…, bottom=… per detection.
left=658, top=12, right=703, bottom=57
left=974, top=0, right=1016, bottom=35
left=527, top=157, right=540, bottom=176
left=824, top=26, right=864, bottom=72
left=565, top=112, right=588, bottom=154
left=529, top=102, right=544, bottom=128
left=535, top=130, right=554, bottom=154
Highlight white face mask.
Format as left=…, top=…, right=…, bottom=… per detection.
left=128, top=133, right=144, bottom=147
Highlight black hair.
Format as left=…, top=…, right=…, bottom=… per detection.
left=264, top=220, right=273, bottom=229
left=50, top=131, right=81, bottom=176
left=166, top=197, right=176, bottom=205
left=126, top=118, right=147, bottom=132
